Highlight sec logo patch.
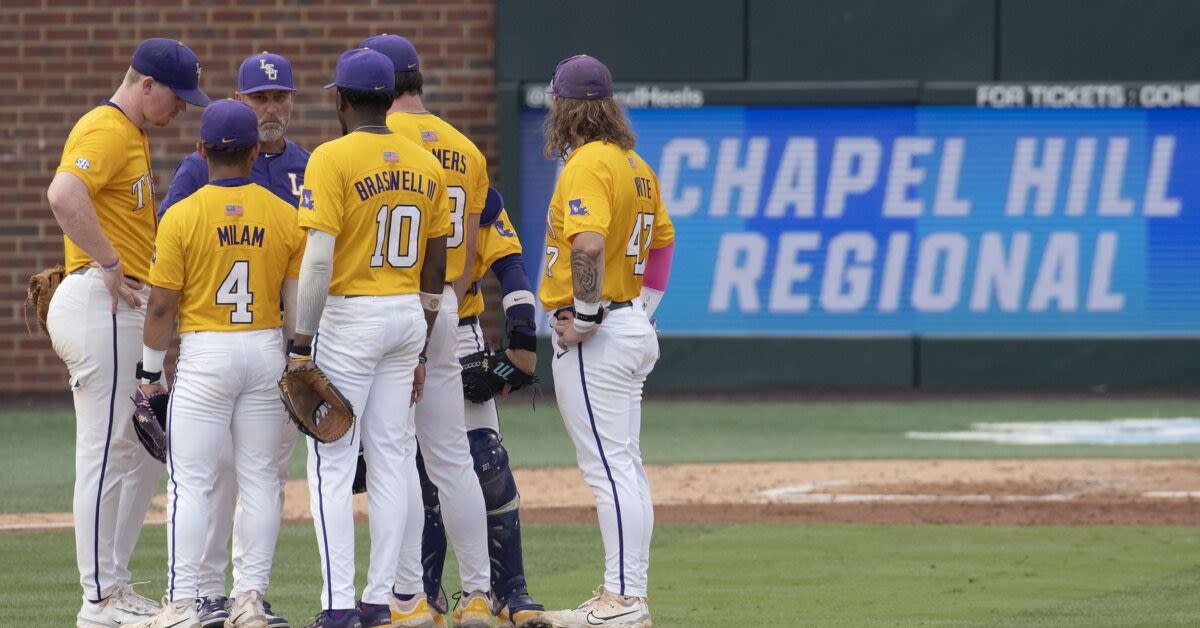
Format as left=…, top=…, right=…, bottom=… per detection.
left=75, top=157, right=90, bottom=170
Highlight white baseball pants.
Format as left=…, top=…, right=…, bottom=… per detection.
left=164, top=328, right=286, bottom=602
left=198, top=411, right=296, bottom=598
left=307, top=295, right=425, bottom=610
left=47, top=269, right=163, bottom=604
left=550, top=302, right=658, bottom=598
left=394, top=286, right=491, bottom=596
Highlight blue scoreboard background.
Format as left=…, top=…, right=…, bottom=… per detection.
left=518, top=106, right=1200, bottom=336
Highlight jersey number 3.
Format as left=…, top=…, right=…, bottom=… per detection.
left=216, top=260, right=254, bottom=324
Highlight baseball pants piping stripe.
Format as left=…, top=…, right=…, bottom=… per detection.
left=90, top=313, right=119, bottom=603
left=314, top=442, right=333, bottom=609
left=311, top=332, right=336, bottom=610
left=167, top=387, right=179, bottom=599
left=470, top=322, right=482, bottom=351
left=578, top=341, right=625, bottom=595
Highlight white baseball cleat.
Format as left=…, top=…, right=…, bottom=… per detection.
left=542, top=587, right=651, bottom=628
left=124, top=597, right=202, bottom=628
left=117, top=583, right=164, bottom=616
left=227, top=591, right=270, bottom=628
left=77, top=589, right=160, bottom=627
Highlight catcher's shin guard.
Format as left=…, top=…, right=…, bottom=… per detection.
left=468, top=429, right=530, bottom=603
left=416, top=448, right=449, bottom=603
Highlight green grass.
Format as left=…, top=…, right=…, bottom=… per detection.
left=4, top=522, right=1200, bottom=627
left=5, top=399, right=1200, bottom=513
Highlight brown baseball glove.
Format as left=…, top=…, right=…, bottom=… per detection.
left=25, top=265, right=65, bottom=335
left=278, top=365, right=355, bottom=443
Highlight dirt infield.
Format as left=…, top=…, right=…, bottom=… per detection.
left=504, top=459, right=1200, bottom=526
left=5, top=459, right=1200, bottom=531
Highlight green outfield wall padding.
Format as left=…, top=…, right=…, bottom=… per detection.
left=918, top=338, right=1200, bottom=391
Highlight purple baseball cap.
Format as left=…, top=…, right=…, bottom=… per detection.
left=130, top=38, right=211, bottom=107
left=324, top=48, right=395, bottom=93
left=200, top=99, right=259, bottom=149
left=239, top=52, right=295, bottom=93
left=547, top=54, right=613, bottom=100
left=359, top=34, right=420, bottom=72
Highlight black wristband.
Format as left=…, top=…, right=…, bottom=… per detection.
left=573, top=309, right=602, bottom=324
left=287, top=339, right=312, bottom=357
left=507, top=331, right=538, bottom=352
left=136, top=360, right=162, bottom=384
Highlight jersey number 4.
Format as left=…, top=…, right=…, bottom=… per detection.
left=626, top=212, right=655, bottom=276
left=216, top=260, right=254, bottom=324
left=371, top=203, right=423, bottom=268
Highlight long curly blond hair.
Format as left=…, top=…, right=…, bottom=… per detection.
left=543, top=96, right=637, bottom=161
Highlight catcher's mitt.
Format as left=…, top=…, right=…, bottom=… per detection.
left=25, top=265, right=65, bottom=335
left=486, top=349, right=538, bottom=396
left=460, top=349, right=496, bottom=404
left=278, top=365, right=355, bottom=443
left=131, top=386, right=169, bottom=464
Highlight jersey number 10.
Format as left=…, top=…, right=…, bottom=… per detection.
left=371, top=203, right=423, bottom=268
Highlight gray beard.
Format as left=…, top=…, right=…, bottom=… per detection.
left=258, top=122, right=287, bottom=144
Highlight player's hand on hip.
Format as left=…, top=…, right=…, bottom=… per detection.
left=94, top=261, right=142, bottom=312
left=554, top=310, right=598, bottom=350
left=411, top=362, right=426, bottom=406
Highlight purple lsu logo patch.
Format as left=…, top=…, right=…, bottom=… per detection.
left=493, top=219, right=516, bottom=237
left=299, top=188, right=314, bottom=210
left=568, top=198, right=589, bottom=216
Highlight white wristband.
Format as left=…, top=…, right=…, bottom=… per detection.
left=142, top=345, right=166, bottom=375
left=573, top=318, right=597, bottom=334
left=420, top=291, right=442, bottom=312
left=573, top=298, right=601, bottom=318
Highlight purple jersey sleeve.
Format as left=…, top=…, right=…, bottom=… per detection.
left=159, top=152, right=207, bottom=218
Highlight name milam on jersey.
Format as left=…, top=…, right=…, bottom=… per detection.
left=217, top=224, right=266, bottom=248
left=353, top=169, right=439, bottom=202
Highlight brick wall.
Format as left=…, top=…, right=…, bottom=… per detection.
left=0, top=0, right=499, bottom=394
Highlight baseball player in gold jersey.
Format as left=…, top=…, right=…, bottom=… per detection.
left=288, top=49, right=449, bottom=628
left=45, top=38, right=210, bottom=628
left=539, top=56, right=676, bottom=628
left=130, top=99, right=305, bottom=628
left=359, top=33, right=494, bottom=627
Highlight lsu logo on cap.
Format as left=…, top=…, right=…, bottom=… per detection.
left=299, top=188, right=314, bottom=210
left=259, top=58, right=277, bottom=80
left=225, top=204, right=244, bottom=217
left=568, top=198, right=589, bottom=216
left=383, top=151, right=399, bottom=162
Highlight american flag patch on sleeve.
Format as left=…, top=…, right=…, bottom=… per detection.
left=420, top=130, right=438, bottom=142
left=383, top=151, right=399, bottom=162
left=225, top=204, right=243, bottom=216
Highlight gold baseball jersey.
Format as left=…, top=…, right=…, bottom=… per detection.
left=150, top=179, right=306, bottom=333
left=459, top=208, right=522, bottom=319
left=386, top=112, right=488, bottom=283
left=55, top=103, right=157, bottom=281
left=540, top=142, right=676, bottom=310
left=298, top=131, right=449, bottom=296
